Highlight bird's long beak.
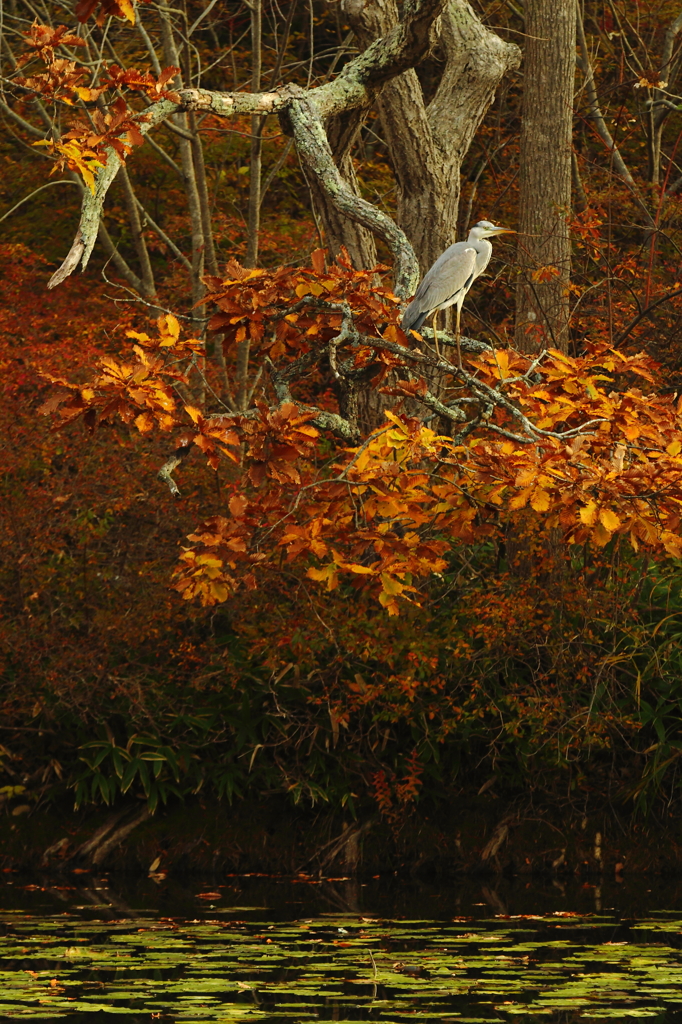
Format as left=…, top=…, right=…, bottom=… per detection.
left=492, top=227, right=515, bottom=235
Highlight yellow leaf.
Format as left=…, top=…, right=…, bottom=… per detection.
left=515, top=467, right=537, bottom=487
left=307, top=564, right=338, bottom=590
left=380, top=572, right=404, bottom=597
left=592, top=522, right=612, bottom=547
left=509, top=488, right=532, bottom=510
left=196, top=554, right=223, bottom=568
left=494, top=350, right=509, bottom=379
left=662, top=531, right=682, bottom=559
left=184, top=405, right=202, bottom=424
left=530, top=489, right=551, bottom=512
left=209, top=581, right=229, bottom=603
left=599, top=508, right=621, bottom=532
left=488, top=484, right=507, bottom=505
left=117, top=0, right=135, bottom=22
left=378, top=591, right=400, bottom=615
left=345, top=563, right=376, bottom=575
left=667, top=440, right=682, bottom=457
left=158, top=313, right=180, bottom=346
left=633, top=517, right=658, bottom=545
left=126, top=330, right=151, bottom=344
left=134, top=411, right=154, bottom=433
left=579, top=500, right=598, bottom=526
left=295, top=283, right=311, bottom=298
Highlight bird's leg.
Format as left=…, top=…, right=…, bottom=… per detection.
left=431, top=309, right=440, bottom=358
left=455, top=305, right=462, bottom=369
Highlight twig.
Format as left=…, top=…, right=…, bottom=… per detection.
left=0, top=179, right=78, bottom=223
left=158, top=444, right=193, bottom=496
left=614, top=286, right=682, bottom=346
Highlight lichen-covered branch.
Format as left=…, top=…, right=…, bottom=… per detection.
left=266, top=355, right=361, bottom=441
left=287, top=94, right=419, bottom=296
left=158, top=444, right=192, bottom=497
left=313, top=0, right=447, bottom=117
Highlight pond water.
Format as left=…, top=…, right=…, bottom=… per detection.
left=3, top=873, right=682, bottom=1022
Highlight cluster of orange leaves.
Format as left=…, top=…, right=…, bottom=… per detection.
left=370, top=751, right=425, bottom=819
left=205, top=248, right=396, bottom=361
left=16, top=23, right=178, bottom=192
left=74, top=0, right=150, bottom=26
left=39, top=253, right=682, bottom=615
left=16, top=24, right=88, bottom=101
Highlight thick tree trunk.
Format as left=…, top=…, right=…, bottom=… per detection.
left=312, top=0, right=519, bottom=272
left=514, top=0, right=576, bottom=354
left=327, top=0, right=519, bottom=429
left=342, top=0, right=520, bottom=272
left=510, top=1, right=576, bottom=582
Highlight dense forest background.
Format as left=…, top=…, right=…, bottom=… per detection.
left=3, top=0, right=682, bottom=867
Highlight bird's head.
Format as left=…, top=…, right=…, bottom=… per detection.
left=469, top=220, right=514, bottom=241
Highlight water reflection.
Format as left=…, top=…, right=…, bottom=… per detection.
left=2, top=871, right=680, bottom=921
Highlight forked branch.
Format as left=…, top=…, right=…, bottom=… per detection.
left=48, top=0, right=447, bottom=293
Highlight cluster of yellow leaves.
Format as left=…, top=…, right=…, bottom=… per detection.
left=452, top=345, right=682, bottom=557
left=174, top=503, right=262, bottom=606
left=34, top=139, right=105, bottom=195
left=173, top=413, right=450, bottom=614
left=127, top=311, right=204, bottom=354
left=296, top=413, right=449, bottom=613
left=173, top=340, right=682, bottom=611
left=36, top=100, right=149, bottom=192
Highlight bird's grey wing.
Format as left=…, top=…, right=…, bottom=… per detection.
left=401, top=299, right=430, bottom=333
left=401, top=244, right=477, bottom=332
left=415, top=244, right=478, bottom=309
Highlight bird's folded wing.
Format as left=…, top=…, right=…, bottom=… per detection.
left=413, top=244, right=478, bottom=311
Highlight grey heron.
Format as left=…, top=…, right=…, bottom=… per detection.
left=401, top=221, right=514, bottom=367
